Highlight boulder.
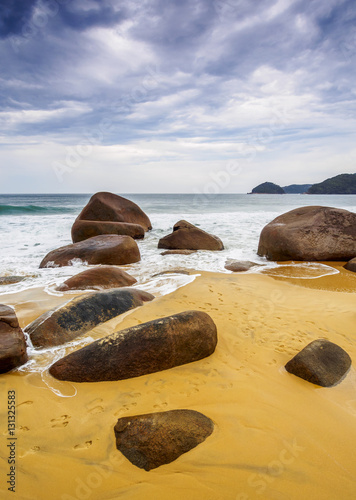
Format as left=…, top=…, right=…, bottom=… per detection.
left=75, top=192, right=152, bottom=231
left=26, top=288, right=154, bottom=349
left=161, top=250, right=197, bottom=255
left=56, top=266, right=137, bottom=292
left=71, top=220, right=144, bottom=243
left=114, top=409, right=214, bottom=471
left=258, top=206, right=356, bottom=261
left=285, top=339, right=352, bottom=387
left=344, top=257, right=356, bottom=273
left=49, top=310, right=217, bottom=382
left=224, top=260, right=261, bottom=272
left=39, top=235, right=140, bottom=268
left=0, top=304, right=28, bottom=373
left=158, top=220, right=224, bottom=251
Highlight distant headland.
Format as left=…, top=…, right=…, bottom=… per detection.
left=250, top=173, right=356, bottom=194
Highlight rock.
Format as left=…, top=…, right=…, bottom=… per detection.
left=49, top=310, right=217, bottom=382
left=158, top=220, right=224, bottom=251
left=71, top=220, right=145, bottom=243
left=56, top=266, right=137, bottom=291
left=224, top=260, right=261, bottom=272
left=39, top=235, right=140, bottom=268
left=257, top=206, right=356, bottom=261
left=285, top=339, right=352, bottom=387
left=161, top=250, right=197, bottom=255
left=0, top=276, right=25, bottom=285
left=26, top=288, right=154, bottom=349
left=114, top=409, right=214, bottom=471
left=153, top=269, right=190, bottom=276
left=0, top=304, right=28, bottom=373
left=344, top=257, right=356, bottom=273
left=75, top=192, right=152, bottom=231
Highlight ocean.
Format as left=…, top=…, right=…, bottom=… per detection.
left=1, top=193, right=356, bottom=298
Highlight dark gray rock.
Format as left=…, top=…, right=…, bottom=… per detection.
left=26, top=288, right=154, bottom=348
left=114, top=409, right=214, bottom=470
left=285, top=339, right=352, bottom=387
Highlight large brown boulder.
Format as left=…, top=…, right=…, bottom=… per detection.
left=114, top=409, right=214, bottom=471
left=71, top=220, right=144, bottom=243
left=49, top=310, right=218, bottom=382
left=285, top=339, right=352, bottom=387
left=39, top=235, right=140, bottom=268
left=26, top=288, right=154, bottom=349
left=258, top=206, right=356, bottom=261
left=75, top=192, right=152, bottom=231
left=56, top=266, right=137, bottom=292
left=0, top=305, right=28, bottom=373
left=344, top=257, right=356, bottom=273
left=158, top=220, right=224, bottom=251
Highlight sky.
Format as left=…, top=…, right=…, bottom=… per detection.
left=0, top=0, right=355, bottom=194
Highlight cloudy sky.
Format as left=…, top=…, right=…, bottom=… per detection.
left=0, top=0, right=355, bottom=193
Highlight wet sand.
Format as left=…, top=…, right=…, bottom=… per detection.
left=1, top=269, right=356, bottom=500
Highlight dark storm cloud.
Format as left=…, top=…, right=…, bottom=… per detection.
left=0, top=0, right=37, bottom=37
left=0, top=0, right=355, bottom=192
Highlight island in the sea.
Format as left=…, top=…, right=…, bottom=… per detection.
left=250, top=173, right=356, bottom=194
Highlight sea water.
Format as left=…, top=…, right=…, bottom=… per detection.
left=1, top=193, right=356, bottom=297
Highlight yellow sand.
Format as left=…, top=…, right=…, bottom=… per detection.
left=1, top=270, right=356, bottom=500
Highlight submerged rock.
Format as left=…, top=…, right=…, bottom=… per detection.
left=39, top=235, right=140, bottom=268
left=0, top=276, right=25, bottom=285
left=158, top=220, right=224, bottom=251
left=49, top=310, right=217, bottom=382
left=224, top=260, right=261, bottom=272
left=75, top=191, right=152, bottom=231
left=161, top=250, right=197, bottom=255
left=26, top=288, right=154, bottom=348
left=114, top=409, right=214, bottom=471
left=0, top=304, right=28, bottom=373
left=285, top=339, right=352, bottom=387
left=344, top=257, right=356, bottom=273
left=56, top=266, right=137, bottom=291
left=71, top=220, right=145, bottom=243
left=258, top=206, right=356, bottom=261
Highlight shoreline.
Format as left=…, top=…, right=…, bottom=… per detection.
left=1, top=270, right=356, bottom=499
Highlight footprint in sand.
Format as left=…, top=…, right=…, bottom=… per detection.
left=17, top=400, right=33, bottom=407
left=51, top=415, right=71, bottom=428
left=74, top=441, right=92, bottom=450
left=88, top=406, right=104, bottom=414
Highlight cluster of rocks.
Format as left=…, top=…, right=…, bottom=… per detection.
left=39, top=192, right=224, bottom=269
left=1, top=196, right=356, bottom=470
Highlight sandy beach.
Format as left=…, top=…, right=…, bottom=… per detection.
left=1, top=266, right=356, bottom=500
